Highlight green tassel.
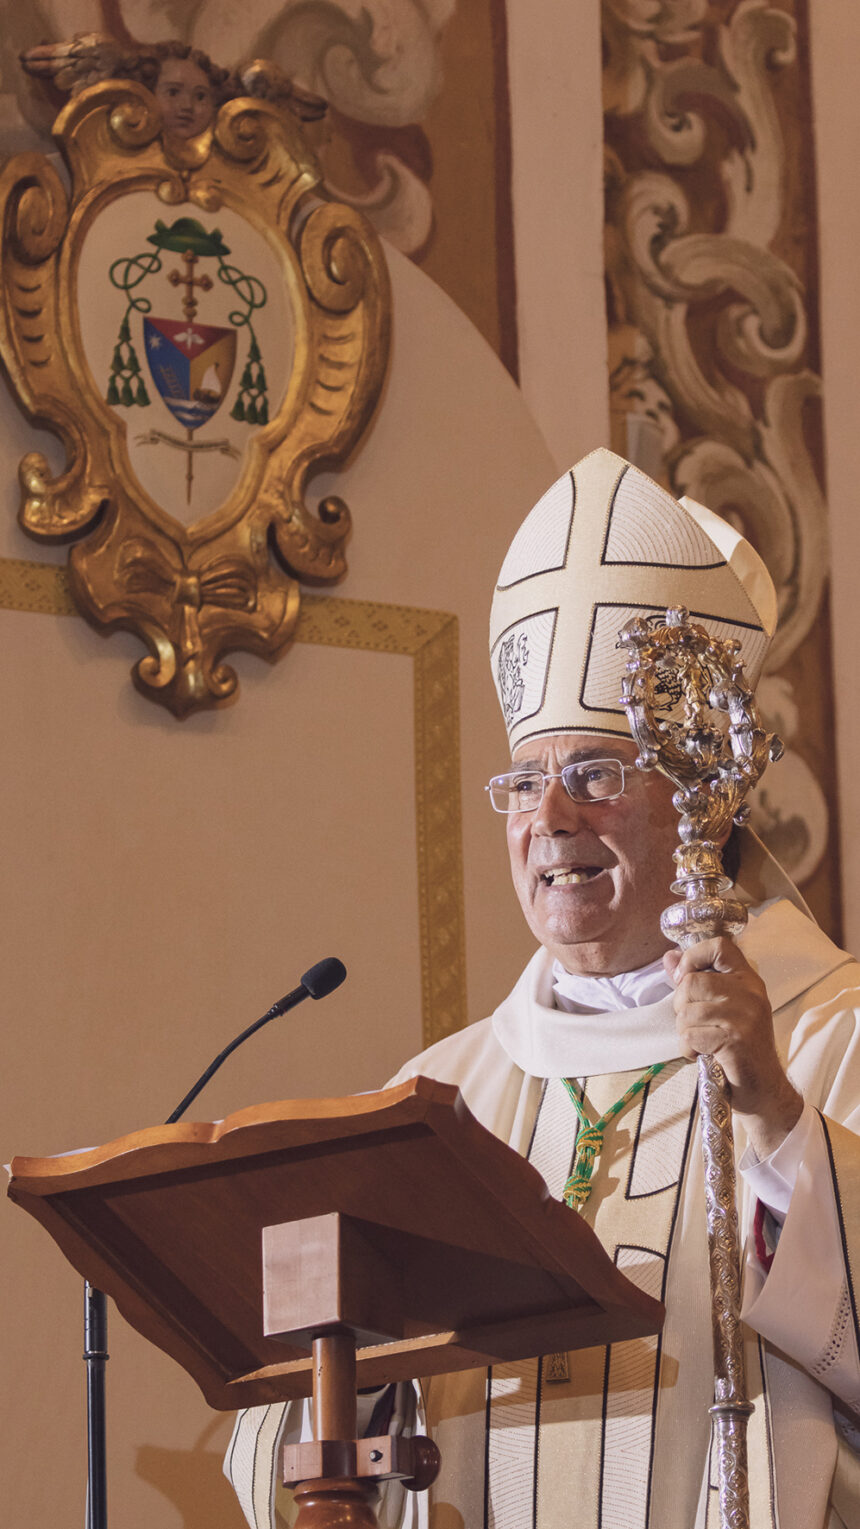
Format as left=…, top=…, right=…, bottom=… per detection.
left=562, top=1123, right=605, bottom=1208
left=106, top=376, right=120, bottom=406
left=561, top=1062, right=668, bottom=1212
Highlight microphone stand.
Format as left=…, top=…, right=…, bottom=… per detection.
left=84, top=1282, right=108, bottom=1529
left=84, top=959, right=346, bottom=1529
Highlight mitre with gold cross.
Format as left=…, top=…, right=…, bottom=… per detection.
left=490, top=446, right=777, bottom=755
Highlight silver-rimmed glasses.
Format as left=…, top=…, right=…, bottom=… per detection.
left=485, top=758, right=629, bottom=813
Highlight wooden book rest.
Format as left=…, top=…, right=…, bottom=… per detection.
left=9, top=1077, right=664, bottom=1525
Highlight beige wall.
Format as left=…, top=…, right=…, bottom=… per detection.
left=507, top=0, right=609, bottom=468
left=0, top=247, right=557, bottom=1525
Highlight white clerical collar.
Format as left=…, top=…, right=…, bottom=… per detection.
left=493, top=952, right=683, bottom=1077
left=551, top=955, right=672, bottom=1014
left=491, top=899, right=853, bottom=1078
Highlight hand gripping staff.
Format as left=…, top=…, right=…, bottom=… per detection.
left=619, top=606, right=783, bottom=1529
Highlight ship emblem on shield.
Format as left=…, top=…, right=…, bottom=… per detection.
left=143, top=317, right=236, bottom=432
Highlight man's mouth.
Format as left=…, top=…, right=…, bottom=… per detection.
left=540, top=866, right=604, bottom=886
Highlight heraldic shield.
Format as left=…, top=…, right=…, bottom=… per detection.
left=0, top=80, right=391, bottom=716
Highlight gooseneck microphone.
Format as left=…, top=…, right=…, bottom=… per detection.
left=85, top=957, right=347, bottom=1529
left=166, top=957, right=348, bottom=1124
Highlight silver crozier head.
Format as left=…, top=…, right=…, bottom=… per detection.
left=618, top=607, right=783, bottom=950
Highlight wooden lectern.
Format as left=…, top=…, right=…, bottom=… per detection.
left=8, top=1077, right=664, bottom=1526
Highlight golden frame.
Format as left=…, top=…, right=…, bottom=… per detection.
left=0, top=557, right=466, bottom=1049
left=0, top=80, right=390, bottom=719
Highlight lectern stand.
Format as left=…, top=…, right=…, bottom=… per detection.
left=8, top=1076, right=664, bottom=1525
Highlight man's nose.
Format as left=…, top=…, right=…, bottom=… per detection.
left=530, top=775, right=589, bottom=833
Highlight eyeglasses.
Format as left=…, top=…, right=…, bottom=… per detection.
left=485, top=758, right=629, bottom=814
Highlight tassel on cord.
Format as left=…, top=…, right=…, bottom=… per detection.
left=561, top=1064, right=667, bottom=1209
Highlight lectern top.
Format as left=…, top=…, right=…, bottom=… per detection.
left=8, top=1077, right=663, bottom=1408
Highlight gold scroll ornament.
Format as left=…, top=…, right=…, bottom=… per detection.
left=0, top=79, right=391, bottom=717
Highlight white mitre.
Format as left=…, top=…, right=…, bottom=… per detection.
left=489, top=446, right=778, bottom=754
left=488, top=447, right=810, bottom=913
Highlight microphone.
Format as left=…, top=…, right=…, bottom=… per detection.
left=287, top=956, right=347, bottom=1005
left=85, top=960, right=348, bottom=1529
left=165, top=956, right=347, bottom=1125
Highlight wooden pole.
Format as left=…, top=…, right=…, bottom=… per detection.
left=294, top=1330, right=377, bottom=1529
left=312, top=1331, right=357, bottom=1441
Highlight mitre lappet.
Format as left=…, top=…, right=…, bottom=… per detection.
left=489, top=445, right=777, bottom=754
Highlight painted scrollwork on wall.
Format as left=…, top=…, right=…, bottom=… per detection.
left=5, top=1, right=453, bottom=259
left=603, top=0, right=836, bottom=923
left=7, top=3, right=513, bottom=367
left=211, top=0, right=451, bottom=253
left=0, top=79, right=390, bottom=716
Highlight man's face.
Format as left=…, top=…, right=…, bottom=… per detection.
left=155, top=59, right=215, bottom=139
left=505, top=733, right=680, bottom=976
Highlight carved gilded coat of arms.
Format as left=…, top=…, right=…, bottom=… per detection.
left=0, top=80, right=390, bottom=715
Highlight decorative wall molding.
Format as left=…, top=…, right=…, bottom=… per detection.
left=603, top=0, right=839, bottom=933
left=0, top=557, right=466, bottom=1049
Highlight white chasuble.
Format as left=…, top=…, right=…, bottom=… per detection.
left=426, top=1062, right=784, bottom=1529
left=225, top=899, right=860, bottom=1529
left=487, top=1064, right=699, bottom=1529
left=415, top=901, right=860, bottom=1529
left=433, top=1063, right=692, bottom=1528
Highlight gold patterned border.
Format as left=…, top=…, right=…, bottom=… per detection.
left=0, top=558, right=466, bottom=1049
